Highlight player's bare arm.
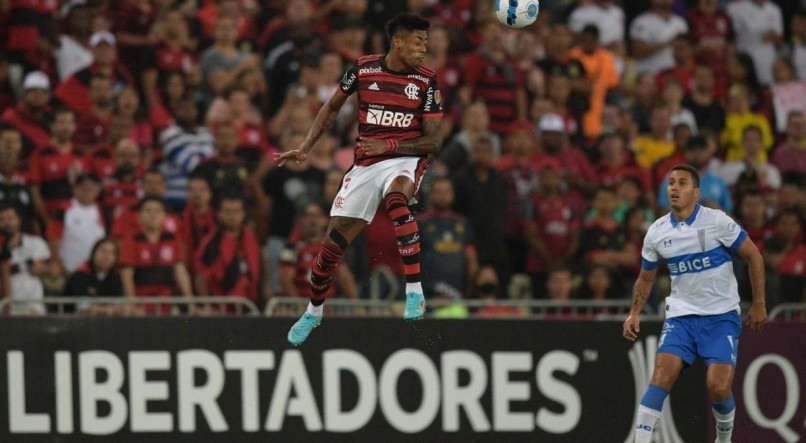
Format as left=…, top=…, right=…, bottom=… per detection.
left=274, top=90, right=349, bottom=167
left=737, top=238, right=766, bottom=332
left=358, top=117, right=442, bottom=156
left=623, top=267, right=657, bottom=341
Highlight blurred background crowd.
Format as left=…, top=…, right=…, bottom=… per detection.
left=0, top=0, right=803, bottom=316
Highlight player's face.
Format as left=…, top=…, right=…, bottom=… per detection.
left=667, top=170, right=700, bottom=211
left=394, top=30, right=428, bottom=69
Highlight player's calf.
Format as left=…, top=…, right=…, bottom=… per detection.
left=384, top=191, right=426, bottom=319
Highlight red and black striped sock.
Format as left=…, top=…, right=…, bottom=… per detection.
left=384, top=191, right=421, bottom=284
left=309, top=230, right=348, bottom=306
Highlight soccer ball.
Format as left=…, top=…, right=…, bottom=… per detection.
left=495, top=0, right=540, bottom=29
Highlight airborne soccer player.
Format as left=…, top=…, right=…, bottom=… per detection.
left=275, top=13, right=442, bottom=346
left=623, top=164, right=767, bottom=443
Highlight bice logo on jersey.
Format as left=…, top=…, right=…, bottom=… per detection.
left=668, top=256, right=712, bottom=274
left=366, top=109, right=414, bottom=127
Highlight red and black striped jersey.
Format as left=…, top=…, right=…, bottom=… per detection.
left=339, top=54, right=443, bottom=167
left=28, top=144, right=86, bottom=217
left=119, top=231, right=183, bottom=298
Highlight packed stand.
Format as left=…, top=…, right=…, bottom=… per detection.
left=0, top=0, right=803, bottom=317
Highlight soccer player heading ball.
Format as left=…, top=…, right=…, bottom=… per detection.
left=623, top=164, right=767, bottom=443
left=275, top=13, right=443, bottom=346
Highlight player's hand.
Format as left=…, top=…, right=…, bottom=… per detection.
left=274, top=148, right=308, bottom=167
left=623, top=315, right=640, bottom=341
left=357, top=137, right=391, bottom=156
left=747, top=302, right=767, bottom=332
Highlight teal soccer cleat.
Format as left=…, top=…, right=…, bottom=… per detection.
left=404, top=292, right=425, bottom=321
left=287, top=312, right=322, bottom=346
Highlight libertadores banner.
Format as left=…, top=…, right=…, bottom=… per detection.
left=11, top=317, right=804, bottom=442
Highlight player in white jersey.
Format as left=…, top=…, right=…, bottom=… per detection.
left=622, top=164, right=767, bottom=443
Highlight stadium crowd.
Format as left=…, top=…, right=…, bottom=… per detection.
left=0, top=0, right=803, bottom=316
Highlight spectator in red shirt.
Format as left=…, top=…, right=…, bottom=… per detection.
left=0, top=71, right=52, bottom=155
left=280, top=201, right=358, bottom=299
left=119, top=197, right=193, bottom=313
left=73, top=76, right=115, bottom=148
left=55, top=31, right=134, bottom=115
left=462, top=20, right=526, bottom=134
left=153, top=9, right=197, bottom=75
left=687, top=0, right=733, bottom=100
left=111, top=170, right=180, bottom=239
left=738, top=190, right=774, bottom=245
left=534, top=113, right=597, bottom=202
left=771, top=111, right=806, bottom=176
left=595, top=131, right=652, bottom=192
left=657, top=34, right=697, bottom=94
left=195, top=195, right=262, bottom=304
left=29, top=108, right=86, bottom=225
left=525, top=161, right=581, bottom=297
left=770, top=209, right=805, bottom=303
left=182, top=176, right=216, bottom=271
left=100, top=138, right=144, bottom=224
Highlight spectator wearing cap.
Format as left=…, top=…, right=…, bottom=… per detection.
left=158, top=98, right=215, bottom=208
left=452, top=134, right=509, bottom=285
left=568, top=24, right=619, bottom=140
left=461, top=20, right=526, bottom=135
left=533, top=113, right=596, bottom=200
left=771, top=111, right=806, bottom=176
left=717, top=125, right=781, bottom=190
left=682, top=64, right=726, bottom=134
left=29, top=108, right=87, bottom=225
left=440, top=100, right=502, bottom=174
left=199, top=15, right=259, bottom=97
left=195, top=195, right=262, bottom=304
left=720, top=84, right=774, bottom=161
left=46, top=173, right=105, bottom=275
left=525, top=159, right=581, bottom=297
left=0, top=71, right=52, bottom=154
left=496, top=119, right=539, bottom=272
left=417, top=178, right=478, bottom=302
left=727, top=0, right=783, bottom=86
left=0, top=128, right=36, bottom=233
left=55, top=31, right=134, bottom=115
left=631, top=105, right=675, bottom=169
left=629, top=0, right=688, bottom=75
left=657, top=144, right=733, bottom=213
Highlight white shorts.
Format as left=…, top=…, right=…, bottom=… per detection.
left=331, top=157, right=426, bottom=222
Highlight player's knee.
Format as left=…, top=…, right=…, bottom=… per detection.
left=707, top=378, right=732, bottom=401
left=650, top=366, right=678, bottom=389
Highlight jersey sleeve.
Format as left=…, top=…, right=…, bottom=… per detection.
left=422, top=78, right=443, bottom=118
left=640, top=228, right=659, bottom=270
left=338, top=63, right=359, bottom=95
left=715, top=211, right=747, bottom=251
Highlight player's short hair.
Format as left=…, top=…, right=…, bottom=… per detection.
left=385, top=13, right=430, bottom=41
left=670, top=164, right=700, bottom=188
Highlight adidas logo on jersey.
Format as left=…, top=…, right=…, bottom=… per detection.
left=368, top=82, right=380, bottom=91
left=366, top=109, right=414, bottom=127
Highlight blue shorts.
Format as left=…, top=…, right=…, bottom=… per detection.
left=657, top=311, right=742, bottom=367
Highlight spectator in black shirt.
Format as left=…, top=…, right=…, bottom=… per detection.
left=452, top=135, right=509, bottom=286
left=0, top=128, right=37, bottom=233
left=260, top=131, right=325, bottom=295
left=193, top=121, right=251, bottom=200
left=63, top=238, right=123, bottom=314
left=682, top=64, right=725, bottom=133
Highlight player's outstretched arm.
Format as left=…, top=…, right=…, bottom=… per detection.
left=274, top=91, right=349, bottom=167
left=359, top=118, right=443, bottom=156
left=737, top=238, right=767, bottom=332
left=623, top=267, right=657, bottom=341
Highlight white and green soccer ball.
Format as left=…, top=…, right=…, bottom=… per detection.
left=494, top=0, right=540, bottom=29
